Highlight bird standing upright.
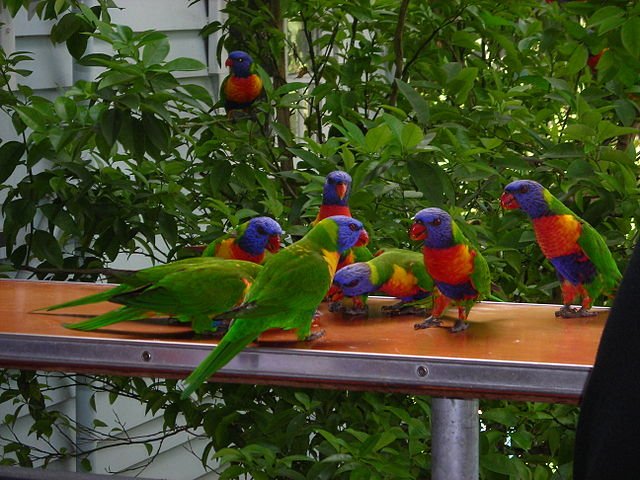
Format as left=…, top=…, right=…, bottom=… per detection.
left=501, top=179, right=621, bottom=318
left=221, top=50, right=263, bottom=118
left=409, top=208, right=490, bottom=333
left=312, top=171, right=353, bottom=224
left=181, top=215, right=368, bottom=398
left=201, top=217, right=283, bottom=264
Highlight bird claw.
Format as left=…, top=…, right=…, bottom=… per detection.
left=414, top=317, right=442, bottom=330
left=450, top=319, right=469, bottom=333
left=304, top=330, right=325, bottom=342
left=381, top=304, right=429, bottom=317
left=343, top=305, right=369, bottom=316
left=555, top=306, right=597, bottom=318
left=327, top=302, right=343, bottom=313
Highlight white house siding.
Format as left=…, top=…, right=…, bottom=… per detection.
left=1, top=1, right=226, bottom=477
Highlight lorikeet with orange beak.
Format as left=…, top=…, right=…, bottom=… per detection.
left=501, top=180, right=621, bottom=318
left=221, top=50, right=263, bottom=117
left=330, top=249, right=434, bottom=315
left=202, top=217, right=283, bottom=265
left=313, top=171, right=353, bottom=224
left=181, top=216, right=369, bottom=398
left=410, top=208, right=490, bottom=333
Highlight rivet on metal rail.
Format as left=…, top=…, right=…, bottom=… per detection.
left=416, top=365, right=429, bottom=377
left=141, top=351, right=152, bottom=362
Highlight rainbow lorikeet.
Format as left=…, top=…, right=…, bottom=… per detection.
left=201, top=217, right=283, bottom=264
left=330, top=248, right=434, bottom=316
left=409, top=208, right=491, bottom=333
left=501, top=180, right=621, bottom=318
left=221, top=50, right=263, bottom=118
left=180, top=215, right=368, bottom=398
left=37, top=258, right=261, bottom=335
left=312, top=170, right=372, bottom=273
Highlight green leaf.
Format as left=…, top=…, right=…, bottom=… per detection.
left=364, top=124, right=393, bottom=153
left=395, top=79, right=430, bottom=125
left=400, top=123, right=424, bottom=150
left=163, top=57, right=206, bottom=72
left=0, top=141, right=25, bottom=183
left=566, top=44, right=588, bottom=75
left=407, top=159, right=454, bottom=207
left=13, top=105, right=47, bottom=131
left=54, top=97, right=77, bottom=121
left=30, top=230, right=63, bottom=268
left=597, top=120, right=638, bottom=142
left=621, top=17, right=640, bottom=59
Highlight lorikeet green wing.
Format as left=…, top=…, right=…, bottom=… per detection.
left=180, top=215, right=367, bottom=399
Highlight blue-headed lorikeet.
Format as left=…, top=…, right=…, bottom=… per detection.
left=180, top=215, right=368, bottom=398
left=202, top=217, right=283, bottom=264
left=37, top=258, right=261, bottom=335
left=409, top=208, right=491, bottom=333
left=501, top=179, right=621, bottom=318
left=312, top=170, right=373, bottom=284
left=330, top=248, right=434, bottom=315
left=221, top=50, right=263, bottom=118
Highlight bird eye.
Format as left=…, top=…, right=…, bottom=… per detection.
left=349, top=223, right=359, bottom=231
left=519, top=185, right=529, bottom=194
left=237, top=58, right=243, bottom=62
left=432, top=218, right=441, bottom=226
left=414, top=219, right=424, bottom=225
left=257, top=226, right=267, bottom=235
left=346, top=279, right=359, bottom=288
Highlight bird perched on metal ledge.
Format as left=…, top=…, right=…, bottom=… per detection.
left=181, top=215, right=369, bottom=398
left=501, top=179, right=621, bottom=318
left=409, top=208, right=490, bottom=333
left=201, top=217, right=283, bottom=265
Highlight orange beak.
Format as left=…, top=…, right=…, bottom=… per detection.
left=409, top=222, right=427, bottom=241
left=500, top=192, right=519, bottom=210
left=335, top=182, right=348, bottom=200
left=355, top=228, right=369, bottom=247
left=267, top=235, right=281, bottom=253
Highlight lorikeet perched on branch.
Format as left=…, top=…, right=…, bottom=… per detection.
left=180, top=215, right=368, bottom=398
left=410, top=208, right=490, bottom=333
left=37, top=258, right=261, bottom=334
left=501, top=179, right=621, bottom=318
left=201, top=217, right=283, bottom=264
left=330, top=249, right=434, bottom=316
left=221, top=50, right=263, bottom=118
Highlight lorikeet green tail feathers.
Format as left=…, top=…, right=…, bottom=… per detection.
left=502, top=180, right=621, bottom=317
left=65, top=307, right=151, bottom=331
left=37, top=284, right=130, bottom=312
left=181, top=320, right=262, bottom=399
left=180, top=216, right=366, bottom=397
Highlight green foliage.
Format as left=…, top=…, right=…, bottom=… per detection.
left=1, top=0, right=639, bottom=477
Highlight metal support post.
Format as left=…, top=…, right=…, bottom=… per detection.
left=431, top=397, right=479, bottom=480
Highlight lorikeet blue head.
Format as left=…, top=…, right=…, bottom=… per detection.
left=225, top=50, right=254, bottom=78
left=409, top=208, right=454, bottom=248
left=237, top=217, right=283, bottom=255
left=323, top=171, right=352, bottom=206
left=327, top=215, right=368, bottom=253
left=501, top=180, right=549, bottom=219
left=332, top=263, right=376, bottom=297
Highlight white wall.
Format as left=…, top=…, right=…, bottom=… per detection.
left=0, top=2, right=226, bottom=477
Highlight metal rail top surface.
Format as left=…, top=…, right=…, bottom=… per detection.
left=0, top=279, right=608, bottom=402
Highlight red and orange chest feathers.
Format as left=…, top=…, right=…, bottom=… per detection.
left=225, top=75, right=263, bottom=103
left=215, top=238, right=265, bottom=264
left=314, top=205, right=352, bottom=225
left=422, top=244, right=475, bottom=285
left=532, top=215, right=582, bottom=259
